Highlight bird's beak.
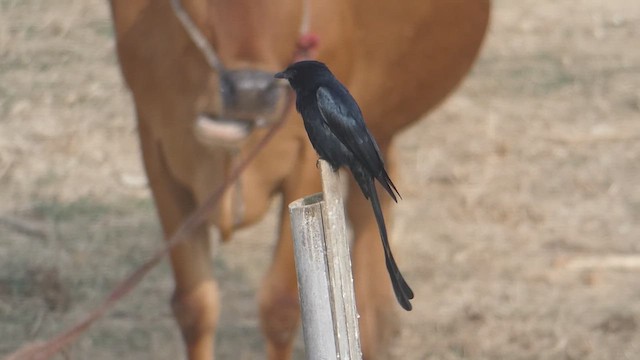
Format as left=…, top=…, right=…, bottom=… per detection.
left=274, top=71, right=287, bottom=79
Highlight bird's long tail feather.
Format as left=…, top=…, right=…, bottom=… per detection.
left=377, top=169, right=402, bottom=202
left=368, top=179, right=414, bottom=311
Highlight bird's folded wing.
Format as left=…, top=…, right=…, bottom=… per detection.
left=316, top=86, right=383, bottom=173
left=316, top=86, right=401, bottom=201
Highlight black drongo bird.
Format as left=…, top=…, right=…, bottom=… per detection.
left=275, top=60, right=414, bottom=311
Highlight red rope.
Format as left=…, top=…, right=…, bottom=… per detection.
left=294, top=32, right=320, bottom=61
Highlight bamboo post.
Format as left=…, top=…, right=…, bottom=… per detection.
left=289, top=160, right=362, bottom=360
left=289, top=193, right=338, bottom=358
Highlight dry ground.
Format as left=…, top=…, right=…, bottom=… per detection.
left=1, top=0, right=640, bottom=359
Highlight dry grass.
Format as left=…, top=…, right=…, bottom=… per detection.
left=1, top=0, right=640, bottom=359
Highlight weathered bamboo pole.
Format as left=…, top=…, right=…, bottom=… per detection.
left=289, top=160, right=362, bottom=360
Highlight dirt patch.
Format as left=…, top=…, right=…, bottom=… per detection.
left=1, top=0, right=639, bottom=359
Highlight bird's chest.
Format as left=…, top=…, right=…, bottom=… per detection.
left=298, top=103, right=350, bottom=167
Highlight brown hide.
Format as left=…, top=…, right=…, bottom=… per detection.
left=110, top=1, right=489, bottom=359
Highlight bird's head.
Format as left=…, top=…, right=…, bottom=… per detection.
left=275, top=60, right=332, bottom=92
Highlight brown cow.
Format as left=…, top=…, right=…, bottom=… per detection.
left=109, top=1, right=489, bottom=359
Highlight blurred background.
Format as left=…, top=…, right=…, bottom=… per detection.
left=1, top=0, right=639, bottom=359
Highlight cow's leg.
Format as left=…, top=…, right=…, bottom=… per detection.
left=259, top=146, right=320, bottom=360
left=348, top=141, right=399, bottom=359
left=258, top=204, right=300, bottom=360
left=139, top=120, right=219, bottom=360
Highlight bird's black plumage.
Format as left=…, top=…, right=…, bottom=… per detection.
left=275, top=60, right=414, bottom=311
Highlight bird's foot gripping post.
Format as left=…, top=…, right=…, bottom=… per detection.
left=288, top=160, right=362, bottom=360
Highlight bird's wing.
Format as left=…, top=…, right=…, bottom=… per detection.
left=316, top=86, right=384, bottom=174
